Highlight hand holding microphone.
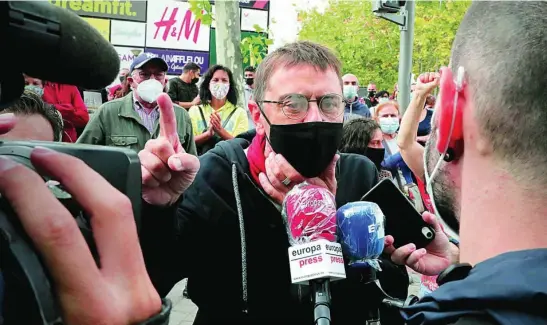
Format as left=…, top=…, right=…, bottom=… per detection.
left=283, top=183, right=345, bottom=325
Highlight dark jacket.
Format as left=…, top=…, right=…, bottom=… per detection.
left=403, top=249, right=547, bottom=325
left=344, top=97, right=371, bottom=120
left=141, top=139, right=409, bottom=325
left=77, top=92, right=197, bottom=155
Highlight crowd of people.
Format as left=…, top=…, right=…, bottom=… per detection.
left=1, top=1, right=547, bottom=324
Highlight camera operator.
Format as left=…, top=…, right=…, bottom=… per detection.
left=385, top=2, right=547, bottom=324
left=0, top=112, right=170, bottom=324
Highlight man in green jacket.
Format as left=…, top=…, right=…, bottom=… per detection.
left=78, top=53, right=197, bottom=155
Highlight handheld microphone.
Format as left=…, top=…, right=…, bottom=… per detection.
left=0, top=1, right=119, bottom=107
left=336, top=201, right=385, bottom=271
left=283, top=182, right=346, bottom=325
left=337, top=201, right=417, bottom=322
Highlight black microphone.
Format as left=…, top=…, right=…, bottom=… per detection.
left=0, top=1, right=119, bottom=106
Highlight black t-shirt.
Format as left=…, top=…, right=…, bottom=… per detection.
left=167, top=78, right=198, bottom=104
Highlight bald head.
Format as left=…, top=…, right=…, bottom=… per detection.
left=452, top=1, right=547, bottom=184
left=342, top=74, right=359, bottom=86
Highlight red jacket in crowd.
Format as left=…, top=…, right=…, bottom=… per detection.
left=42, top=82, right=89, bottom=142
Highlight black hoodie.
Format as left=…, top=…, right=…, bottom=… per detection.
left=141, top=138, right=409, bottom=325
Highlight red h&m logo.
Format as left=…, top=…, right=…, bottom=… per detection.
left=153, top=7, right=202, bottom=44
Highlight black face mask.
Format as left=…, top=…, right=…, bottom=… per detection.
left=267, top=122, right=343, bottom=178
left=119, top=75, right=125, bottom=83
left=368, top=91, right=376, bottom=98
left=245, top=77, right=254, bottom=86
left=365, top=147, right=385, bottom=170
left=191, top=77, right=199, bottom=84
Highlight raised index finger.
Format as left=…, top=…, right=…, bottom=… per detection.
left=157, top=93, right=180, bottom=147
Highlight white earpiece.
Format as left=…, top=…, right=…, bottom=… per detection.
left=456, top=66, right=465, bottom=91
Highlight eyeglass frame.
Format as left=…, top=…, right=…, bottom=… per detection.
left=133, top=69, right=166, bottom=81
left=258, top=93, right=347, bottom=121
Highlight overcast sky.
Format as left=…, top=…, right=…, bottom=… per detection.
left=268, top=0, right=329, bottom=51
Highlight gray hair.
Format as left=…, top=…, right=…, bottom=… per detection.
left=254, top=41, right=342, bottom=103
left=451, top=1, right=547, bottom=185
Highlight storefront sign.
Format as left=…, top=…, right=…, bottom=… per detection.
left=144, top=48, right=209, bottom=75
left=209, top=0, right=270, bottom=10
left=81, top=17, right=110, bottom=41
left=111, top=20, right=146, bottom=47
left=146, top=0, right=210, bottom=51
left=241, top=8, right=268, bottom=32
left=49, top=0, right=147, bottom=22
left=114, top=46, right=144, bottom=70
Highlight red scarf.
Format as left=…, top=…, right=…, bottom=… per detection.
left=417, top=176, right=435, bottom=214
left=247, top=133, right=267, bottom=185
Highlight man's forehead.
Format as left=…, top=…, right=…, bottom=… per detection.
left=266, top=64, right=342, bottom=97
left=342, top=74, right=358, bottom=82
left=139, top=62, right=165, bottom=72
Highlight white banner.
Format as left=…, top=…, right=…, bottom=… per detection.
left=111, top=20, right=146, bottom=47
left=241, top=8, right=268, bottom=32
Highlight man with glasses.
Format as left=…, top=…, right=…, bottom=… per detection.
left=77, top=53, right=197, bottom=154
left=138, top=41, right=409, bottom=324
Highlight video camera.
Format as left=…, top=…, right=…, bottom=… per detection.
left=0, top=141, right=141, bottom=325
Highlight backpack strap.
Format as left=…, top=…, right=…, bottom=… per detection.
left=198, top=105, right=208, bottom=131
left=222, top=106, right=238, bottom=128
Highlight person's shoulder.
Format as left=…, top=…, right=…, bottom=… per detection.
left=96, top=96, right=127, bottom=114
left=450, top=315, right=498, bottom=325
left=234, top=105, right=248, bottom=114
left=335, top=153, right=379, bottom=205
left=173, top=103, right=193, bottom=124
left=168, top=77, right=180, bottom=85
left=339, top=152, right=376, bottom=174
left=192, top=140, right=247, bottom=189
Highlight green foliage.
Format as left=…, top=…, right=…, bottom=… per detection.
left=240, top=24, right=272, bottom=67
left=297, top=0, right=470, bottom=91
left=188, top=0, right=214, bottom=25
left=188, top=0, right=271, bottom=68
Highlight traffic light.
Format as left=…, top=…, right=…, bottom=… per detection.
left=372, top=0, right=406, bottom=14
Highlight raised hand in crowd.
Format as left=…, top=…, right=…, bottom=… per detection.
left=0, top=113, right=162, bottom=325
left=414, top=72, right=440, bottom=98
left=384, top=212, right=459, bottom=276
left=139, top=93, right=200, bottom=206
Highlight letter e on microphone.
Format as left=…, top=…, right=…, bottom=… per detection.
left=288, top=240, right=346, bottom=285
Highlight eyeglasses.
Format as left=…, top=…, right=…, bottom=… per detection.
left=137, top=70, right=166, bottom=80
left=259, top=93, right=346, bottom=120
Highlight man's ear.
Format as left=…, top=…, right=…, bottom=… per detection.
left=436, top=67, right=466, bottom=155
left=249, top=100, right=265, bottom=135
left=127, top=77, right=136, bottom=89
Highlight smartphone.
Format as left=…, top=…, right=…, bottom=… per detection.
left=361, top=178, right=435, bottom=249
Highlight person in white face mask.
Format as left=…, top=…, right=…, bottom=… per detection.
left=341, top=73, right=371, bottom=121
left=187, top=65, right=249, bottom=155
left=77, top=53, right=198, bottom=155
